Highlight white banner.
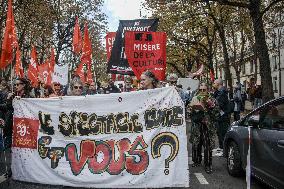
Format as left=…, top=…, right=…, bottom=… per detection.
left=52, top=64, right=69, bottom=85
left=12, top=87, right=189, bottom=188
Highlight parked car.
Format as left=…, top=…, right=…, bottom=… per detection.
left=223, top=96, right=284, bottom=189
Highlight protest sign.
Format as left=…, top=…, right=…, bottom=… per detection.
left=12, top=87, right=189, bottom=188
left=125, top=32, right=166, bottom=80
left=52, top=64, right=69, bottom=85
left=107, top=19, right=159, bottom=75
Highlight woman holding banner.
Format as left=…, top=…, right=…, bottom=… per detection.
left=189, top=83, right=219, bottom=174
left=140, top=70, right=159, bottom=90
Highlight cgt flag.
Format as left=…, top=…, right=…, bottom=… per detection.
left=27, top=46, right=38, bottom=87
left=75, top=22, right=93, bottom=84
left=15, top=48, right=24, bottom=78
left=72, top=17, right=82, bottom=55
left=124, top=32, right=167, bottom=80
left=0, top=0, right=18, bottom=69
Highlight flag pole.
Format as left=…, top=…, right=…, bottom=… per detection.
left=246, top=126, right=251, bottom=189
left=10, top=51, right=16, bottom=93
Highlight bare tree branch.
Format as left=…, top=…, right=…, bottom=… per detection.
left=210, top=0, right=249, bottom=8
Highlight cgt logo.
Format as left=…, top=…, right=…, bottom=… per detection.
left=13, top=118, right=39, bottom=149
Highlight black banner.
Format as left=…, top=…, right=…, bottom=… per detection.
left=107, top=19, right=159, bottom=75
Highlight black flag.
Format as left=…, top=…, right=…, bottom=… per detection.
left=107, top=18, right=159, bottom=75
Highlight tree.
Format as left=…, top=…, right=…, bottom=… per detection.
left=209, top=0, right=284, bottom=102
left=143, top=1, right=219, bottom=78
left=0, top=0, right=107, bottom=80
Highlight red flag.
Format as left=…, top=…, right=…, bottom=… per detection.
left=124, top=32, right=167, bottom=80
left=38, top=61, right=50, bottom=85
left=105, top=32, right=117, bottom=81
left=15, top=48, right=24, bottom=78
left=105, top=32, right=116, bottom=61
left=72, top=17, right=82, bottom=54
left=0, top=0, right=18, bottom=69
left=28, top=46, right=38, bottom=87
left=76, top=22, right=93, bottom=84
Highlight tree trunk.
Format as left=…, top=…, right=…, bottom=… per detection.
left=218, top=26, right=232, bottom=88
left=249, top=0, right=274, bottom=102
left=236, top=70, right=241, bottom=83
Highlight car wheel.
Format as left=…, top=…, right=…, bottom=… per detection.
left=227, top=141, right=243, bottom=177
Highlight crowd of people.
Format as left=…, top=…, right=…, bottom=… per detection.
left=0, top=69, right=262, bottom=178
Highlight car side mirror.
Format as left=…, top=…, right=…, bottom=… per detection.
left=247, top=115, right=259, bottom=128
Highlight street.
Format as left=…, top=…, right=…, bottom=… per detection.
left=0, top=120, right=269, bottom=189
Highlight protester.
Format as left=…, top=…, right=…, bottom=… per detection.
left=118, top=83, right=124, bottom=92
left=247, top=78, right=256, bottom=108
left=50, top=82, right=64, bottom=97
left=189, top=83, right=219, bottom=174
left=254, top=81, right=262, bottom=109
left=70, top=79, right=84, bottom=96
left=232, top=83, right=242, bottom=121
left=123, top=77, right=135, bottom=92
left=0, top=80, right=10, bottom=130
left=240, top=83, right=247, bottom=112
left=212, top=78, right=230, bottom=156
left=42, top=85, right=54, bottom=98
left=86, top=81, right=97, bottom=95
left=167, top=73, right=189, bottom=105
left=104, top=76, right=120, bottom=94
left=140, top=70, right=159, bottom=90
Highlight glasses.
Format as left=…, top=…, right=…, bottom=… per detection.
left=170, top=81, right=177, bottom=84
left=74, top=86, right=83, bottom=90
left=54, top=83, right=60, bottom=86
left=14, top=83, right=23, bottom=87
left=199, top=89, right=207, bottom=92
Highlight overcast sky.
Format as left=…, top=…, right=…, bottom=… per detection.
left=103, top=0, right=151, bottom=32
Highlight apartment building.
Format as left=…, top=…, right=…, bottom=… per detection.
left=216, top=25, right=284, bottom=98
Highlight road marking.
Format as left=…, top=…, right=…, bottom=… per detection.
left=0, top=174, right=7, bottom=184
left=194, top=173, right=209, bottom=184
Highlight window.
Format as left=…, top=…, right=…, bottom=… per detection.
left=243, top=110, right=260, bottom=127
left=260, top=102, right=284, bottom=129
left=271, top=55, right=277, bottom=71
left=243, top=100, right=284, bottom=130
left=273, top=77, right=278, bottom=93
left=250, top=60, right=254, bottom=73
left=242, top=64, right=246, bottom=75
left=258, top=101, right=284, bottom=130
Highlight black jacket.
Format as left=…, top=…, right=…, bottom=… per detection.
left=213, top=86, right=230, bottom=115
